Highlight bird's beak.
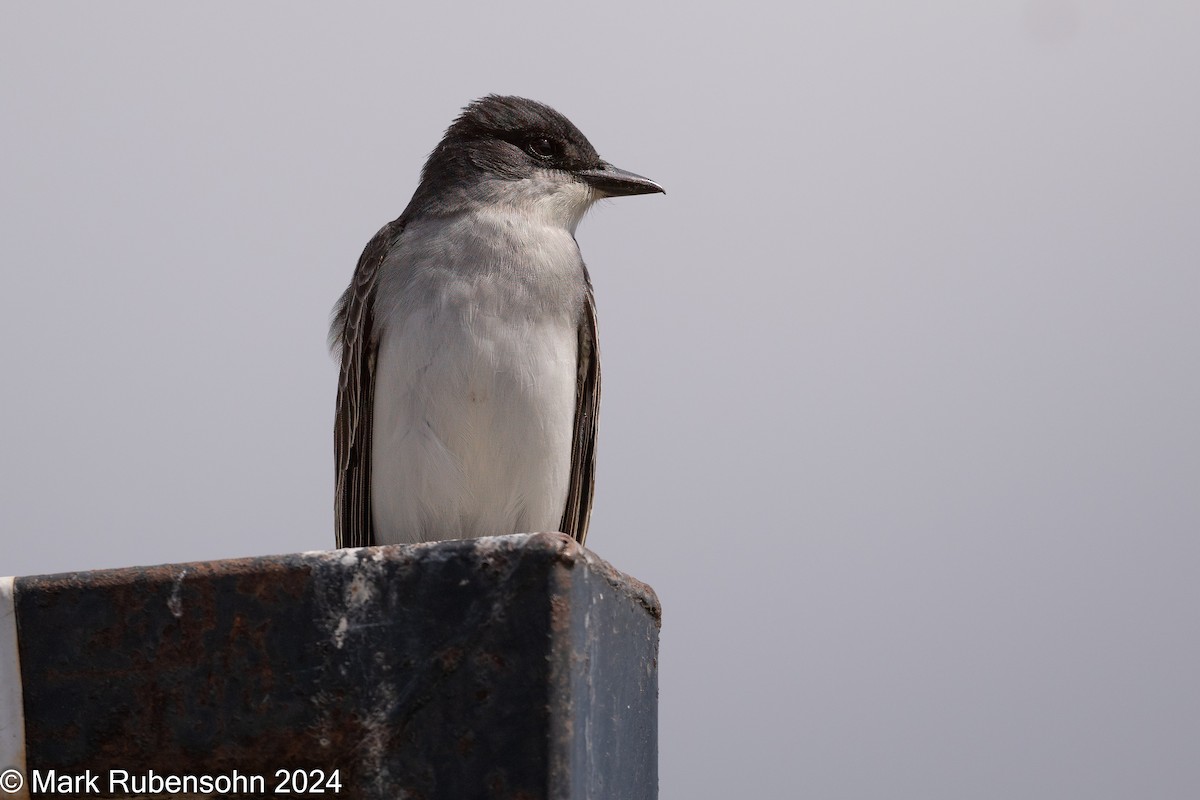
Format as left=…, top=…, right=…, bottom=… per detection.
left=577, top=162, right=665, bottom=197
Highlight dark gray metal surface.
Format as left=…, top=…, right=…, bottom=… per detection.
left=14, top=533, right=660, bottom=799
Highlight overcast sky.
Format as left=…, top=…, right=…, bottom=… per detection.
left=2, top=2, right=1197, bottom=797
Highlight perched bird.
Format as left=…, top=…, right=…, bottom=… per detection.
left=331, top=95, right=663, bottom=548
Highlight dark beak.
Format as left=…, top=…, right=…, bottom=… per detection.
left=577, top=161, right=665, bottom=197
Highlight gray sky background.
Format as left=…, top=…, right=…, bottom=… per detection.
left=2, top=2, right=1197, bottom=797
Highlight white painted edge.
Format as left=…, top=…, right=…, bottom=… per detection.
left=0, top=577, right=28, bottom=798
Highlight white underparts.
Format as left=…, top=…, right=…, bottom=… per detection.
left=369, top=179, right=594, bottom=544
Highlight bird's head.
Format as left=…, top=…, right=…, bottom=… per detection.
left=413, top=95, right=663, bottom=232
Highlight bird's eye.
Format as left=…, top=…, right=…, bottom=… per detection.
left=526, top=137, right=557, bottom=160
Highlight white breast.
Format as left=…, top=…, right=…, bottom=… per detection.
left=369, top=208, right=586, bottom=544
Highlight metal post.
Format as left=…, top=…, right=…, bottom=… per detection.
left=2, top=533, right=660, bottom=799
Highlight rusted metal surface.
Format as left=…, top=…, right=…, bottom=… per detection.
left=14, top=533, right=660, bottom=799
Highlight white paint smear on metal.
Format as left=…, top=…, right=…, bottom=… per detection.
left=0, top=577, right=27, bottom=796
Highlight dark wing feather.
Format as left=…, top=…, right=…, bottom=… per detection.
left=332, top=219, right=403, bottom=548
left=559, top=277, right=601, bottom=545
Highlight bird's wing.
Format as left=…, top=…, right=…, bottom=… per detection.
left=331, top=219, right=403, bottom=549
left=559, top=277, right=601, bottom=545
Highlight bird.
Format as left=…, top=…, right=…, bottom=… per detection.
left=330, top=95, right=663, bottom=549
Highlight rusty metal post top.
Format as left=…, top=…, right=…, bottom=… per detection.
left=8, top=531, right=662, bottom=799
left=17, top=532, right=661, bottom=625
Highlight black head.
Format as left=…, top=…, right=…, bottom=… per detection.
left=436, top=95, right=602, bottom=177
left=410, top=95, right=662, bottom=215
